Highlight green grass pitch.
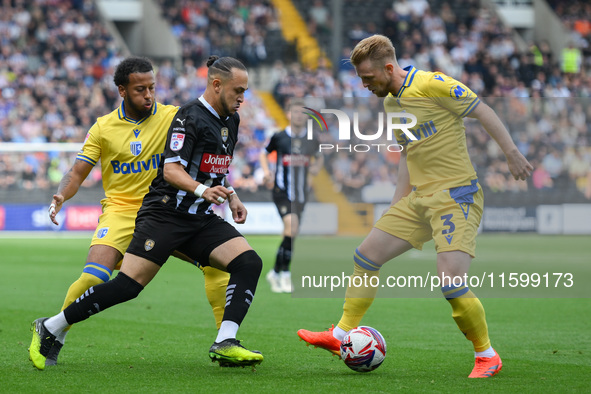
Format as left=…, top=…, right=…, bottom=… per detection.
left=1, top=234, right=590, bottom=393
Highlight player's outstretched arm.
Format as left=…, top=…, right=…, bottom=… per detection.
left=49, top=160, right=94, bottom=225
left=468, top=102, right=533, bottom=181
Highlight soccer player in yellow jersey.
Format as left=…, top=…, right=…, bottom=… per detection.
left=298, top=35, right=533, bottom=378
left=38, top=57, right=229, bottom=368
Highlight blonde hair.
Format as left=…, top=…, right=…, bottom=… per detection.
left=350, top=35, right=396, bottom=67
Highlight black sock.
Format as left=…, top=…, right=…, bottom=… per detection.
left=273, top=246, right=283, bottom=273
left=63, top=272, right=144, bottom=325
left=274, top=236, right=292, bottom=273
left=279, top=236, right=292, bottom=272
left=222, top=250, right=262, bottom=326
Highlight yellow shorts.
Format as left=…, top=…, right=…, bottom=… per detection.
left=375, top=181, right=483, bottom=257
left=90, top=207, right=139, bottom=268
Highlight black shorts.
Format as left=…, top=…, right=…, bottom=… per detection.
left=127, top=204, right=242, bottom=267
left=273, top=188, right=305, bottom=219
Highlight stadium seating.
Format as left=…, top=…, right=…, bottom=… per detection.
left=0, top=0, right=590, bottom=206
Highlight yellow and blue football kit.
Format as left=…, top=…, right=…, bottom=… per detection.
left=339, top=67, right=491, bottom=354
left=78, top=102, right=177, bottom=255
left=376, top=66, right=482, bottom=257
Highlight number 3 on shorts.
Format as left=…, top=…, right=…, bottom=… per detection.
left=441, top=214, right=455, bottom=235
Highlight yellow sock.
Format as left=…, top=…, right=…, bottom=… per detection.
left=443, top=284, right=491, bottom=352
left=61, top=263, right=112, bottom=332
left=337, top=248, right=381, bottom=332
left=201, top=266, right=230, bottom=329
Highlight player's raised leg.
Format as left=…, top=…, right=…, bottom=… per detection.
left=297, top=228, right=412, bottom=355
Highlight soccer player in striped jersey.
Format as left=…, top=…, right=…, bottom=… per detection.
left=30, top=56, right=263, bottom=369
left=297, top=35, right=533, bottom=378
left=30, top=57, right=229, bottom=369
left=260, top=99, right=322, bottom=293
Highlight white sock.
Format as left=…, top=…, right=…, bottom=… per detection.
left=333, top=326, right=347, bottom=341
left=44, top=312, right=69, bottom=336
left=56, top=330, right=68, bottom=344
left=215, top=321, right=240, bottom=343
left=475, top=346, right=496, bottom=358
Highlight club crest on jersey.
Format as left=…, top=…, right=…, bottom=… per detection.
left=221, top=127, right=229, bottom=143
left=97, top=227, right=109, bottom=239
left=144, top=239, right=155, bottom=251
left=130, top=141, right=142, bottom=156
left=171, top=133, right=185, bottom=151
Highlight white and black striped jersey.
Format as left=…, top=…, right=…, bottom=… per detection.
left=143, top=96, right=238, bottom=215
left=265, top=126, right=319, bottom=204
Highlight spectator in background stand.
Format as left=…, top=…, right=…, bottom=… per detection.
left=308, top=0, right=331, bottom=37
left=562, top=42, right=582, bottom=74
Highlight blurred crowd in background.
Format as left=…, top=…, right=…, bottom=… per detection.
left=0, top=0, right=590, bottom=203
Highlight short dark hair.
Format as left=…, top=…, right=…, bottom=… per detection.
left=206, top=55, right=247, bottom=81
left=113, top=57, right=154, bottom=87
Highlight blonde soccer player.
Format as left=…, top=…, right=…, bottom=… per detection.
left=297, top=35, right=532, bottom=378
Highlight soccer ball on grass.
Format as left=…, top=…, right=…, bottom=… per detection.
left=340, top=326, right=387, bottom=372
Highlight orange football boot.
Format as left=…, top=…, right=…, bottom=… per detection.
left=297, top=324, right=341, bottom=356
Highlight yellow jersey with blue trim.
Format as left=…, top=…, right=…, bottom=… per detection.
left=76, top=102, right=178, bottom=209
left=384, top=66, right=480, bottom=195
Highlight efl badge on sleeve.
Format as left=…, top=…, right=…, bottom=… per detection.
left=130, top=141, right=142, bottom=156
left=221, top=127, right=229, bottom=143
left=171, top=133, right=185, bottom=151
left=80, top=132, right=91, bottom=154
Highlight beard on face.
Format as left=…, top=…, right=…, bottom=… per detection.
left=126, top=96, right=152, bottom=119
left=220, top=94, right=235, bottom=117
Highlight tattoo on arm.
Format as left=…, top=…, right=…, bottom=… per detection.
left=57, top=168, right=73, bottom=195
